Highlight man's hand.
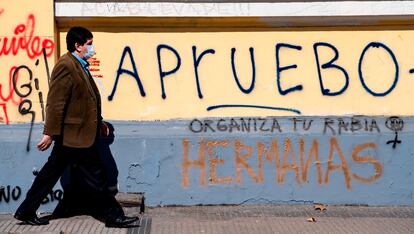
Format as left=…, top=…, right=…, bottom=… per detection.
left=37, top=134, right=53, bottom=151
left=101, top=121, right=110, bottom=137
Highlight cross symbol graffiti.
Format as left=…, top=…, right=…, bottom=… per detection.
left=385, top=116, right=404, bottom=149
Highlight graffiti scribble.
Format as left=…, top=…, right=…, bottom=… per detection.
left=12, top=65, right=35, bottom=151
left=0, top=14, right=54, bottom=59
left=207, top=104, right=301, bottom=114
left=386, top=116, right=403, bottom=149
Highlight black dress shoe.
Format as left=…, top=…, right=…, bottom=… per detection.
left=14, top=213, right=49, bottom=226
left=105, top=216, right=139, bottom=228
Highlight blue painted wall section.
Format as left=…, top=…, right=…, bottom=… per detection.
left=1, top=116, right=413, bottom=213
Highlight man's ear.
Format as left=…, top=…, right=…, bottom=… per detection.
left=75, top=42, right=81, bottom=52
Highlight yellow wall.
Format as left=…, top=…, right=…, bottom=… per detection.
left=1, top=0, right=412, bottom=123
left=61, top=30, right=414, bottom=121
left=0, top=0, right=55, bottom=124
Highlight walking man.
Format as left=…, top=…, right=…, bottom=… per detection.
left=14, top=26, right=138, bottom=228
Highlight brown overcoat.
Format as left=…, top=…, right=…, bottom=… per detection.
left=43, top=52, right=101, bottom=148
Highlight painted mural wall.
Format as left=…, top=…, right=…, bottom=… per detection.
left=1, top=0, right=414, bottom=213
left=0, top=0, right=54, bottom=137
left=0, top=0, right=58, bottom=213
left=66, top=31, right=414, bottom=120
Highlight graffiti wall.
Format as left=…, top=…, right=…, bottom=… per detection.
left=57, top=29, right=414, bottom=206
left=1, top=0, right=414, bottom=213
left=0, top=0, right=59, bottom=213
left=0, top=0, right=54, bottom=149
left=59, top=30, right=414, bottom=120
left=0, top=123, right=66, bottom=214
left=118, top=116, right=413, bottom=206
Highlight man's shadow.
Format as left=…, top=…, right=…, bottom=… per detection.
left=97, top=122, right=119, bottom=195
left=52, top=122, right=119, bottom=218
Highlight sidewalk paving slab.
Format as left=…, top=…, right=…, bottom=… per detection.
left=0, top=205, right=413, bottom=234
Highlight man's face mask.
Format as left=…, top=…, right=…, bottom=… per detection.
left=82, top=45, right=95, bottom=60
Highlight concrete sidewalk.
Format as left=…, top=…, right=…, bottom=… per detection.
left=0, top=205, right=413, bottom=234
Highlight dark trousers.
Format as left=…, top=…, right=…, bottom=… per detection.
left=16, top=141, right=124, bottom=222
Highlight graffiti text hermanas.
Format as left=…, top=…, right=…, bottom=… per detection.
left=182, top=137, right=382, bottom=190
